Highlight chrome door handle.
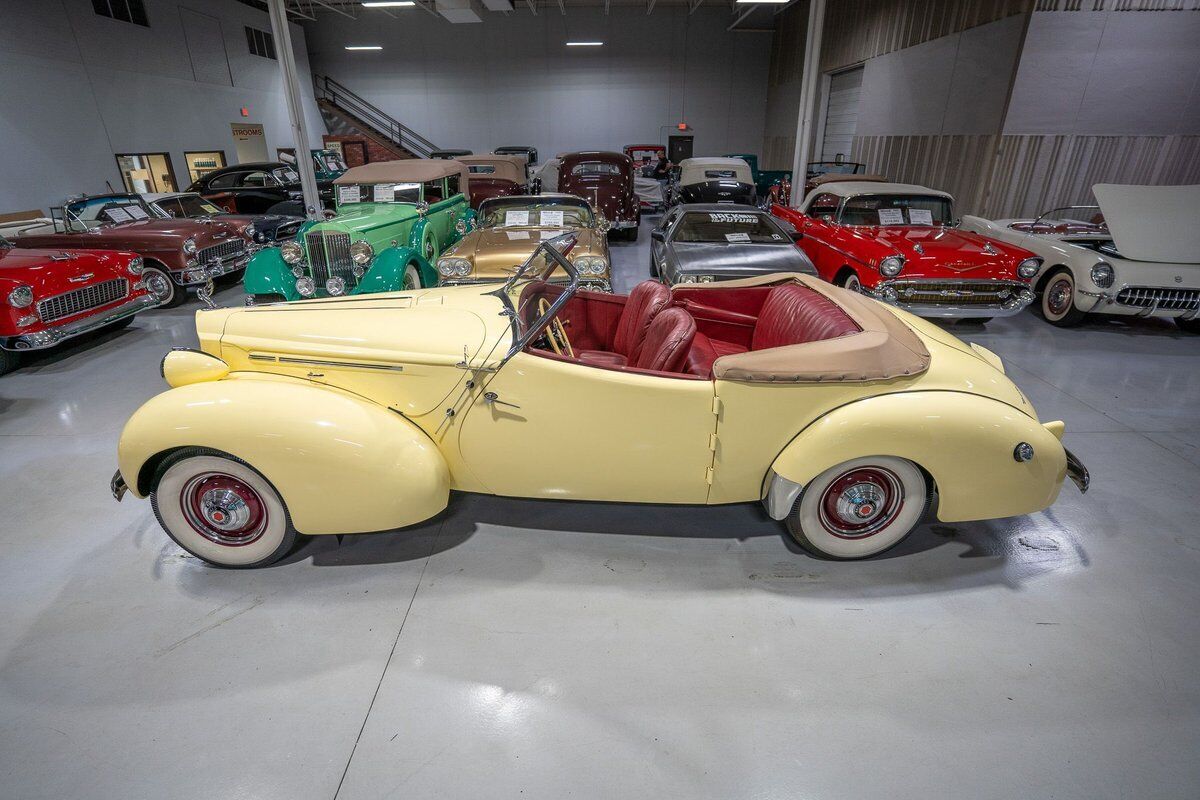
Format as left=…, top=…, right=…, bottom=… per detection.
left=483, top=391, right=520, bottom=409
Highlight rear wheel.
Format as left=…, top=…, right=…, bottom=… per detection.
left=786, top=456, right=927, bottom=560
left=1040, top=268, right=1085, bottom=327
left=151, top=449, right=297, bottom=568
left=143, top=266, right=184, bottom=308
left=1176, top=318, right=1200, bottom=334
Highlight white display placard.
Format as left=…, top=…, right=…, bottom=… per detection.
left=877, top=208, right=904, bottom=225
left=540, top=209, right=564, bottom=227
left=105, top=207, right=132, bottom=223
left=372, top=184, right=394, bottom=203
left=909, top=208, right=933, bottom=226
left=505, top=210, right=530, bottom=226
left=506, top=230, right=530, bottom=240
left=125, top=205, right=149, bottom=220
left=725, top=232, right=751, bottom=243
left=338, top=185, right=360, bottom=205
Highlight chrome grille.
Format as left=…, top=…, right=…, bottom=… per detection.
left=890, top=280, right=1028, bottom=307
left=196, top=238, right=246, bottom=265
left=37, top=279, right=129, bottom=323
left=1115, top=286, right=1200, bottom=311
left=305, top=231, right=356, bottom=287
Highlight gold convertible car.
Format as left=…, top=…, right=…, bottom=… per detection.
left=112, top=236, right=1088, bottom=568
left=436, top=194, right=612, bottom=291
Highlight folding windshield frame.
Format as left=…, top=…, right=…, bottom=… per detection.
left=489, top=233, right=580, bottom=365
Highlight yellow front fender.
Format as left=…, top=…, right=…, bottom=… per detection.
left=117, top=373, right=449, bottom=535
left=768, top=391, right=1067, bottom=523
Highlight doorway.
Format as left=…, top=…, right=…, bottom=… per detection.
left=819, top=67, right=863, bottom=163
left=668, top=135, right=694, bottom=164
left=183, top=151, right=227, bottom=184
left=115, top=153, right=178, bottom=193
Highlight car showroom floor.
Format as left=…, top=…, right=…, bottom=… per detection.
left=1, top=216, right=1198, bottom=800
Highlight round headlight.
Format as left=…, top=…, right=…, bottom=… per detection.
left=879, top=256, right=904, bottom=277
left=1017, top=257, right=1042, bottom=279
left=350, top=239, right=374, bottom=266
left=182, top=238, right=197, bottom=254
left=127, top=256, right=144, bottom=276
left=245, top=225, right=256, bottom=239
left=281, top=241, right=303, bottom=265
left=326, top=276, right=346, bottom=296
left=591, top=258, right=608, bottom=276
left=679, top=275, right=697, bottom=284
left=295, top=277, right=315, bottom=297
left=437, top=258, right=456, bottom=277
left=7, top=286, right=33, bottom=308
left=455, top=259, right=471, bottom=277
left=1091, top=261, right=1114, bottom=289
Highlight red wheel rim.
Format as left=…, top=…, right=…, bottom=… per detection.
left=180, top=472, right=268, bottom=547
left=818, top=467, right=904, bottom=539
left=1046, top=277, right=1073, bottom=316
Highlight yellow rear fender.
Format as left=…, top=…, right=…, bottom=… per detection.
left=765, top=391, right=1067, bottom=523
left=117, top=373, right=449, bottom=535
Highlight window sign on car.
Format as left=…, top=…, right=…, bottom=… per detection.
left=909, top=208, right=934, bottom=226
left=710, top=213, right=758, bottom=224
left=105, top=207, right=133, bottom=223
left=540, top=209, right=564, bottom=227
left=337, top=185, right=359, bottom=205
left=505, top=210, right=530, bottom=226
left=126, top=205, right=149, bottom=220
left=725, top=232, right=751, bottom=243
left=877, top=208, right=905, bottom=226
left=279, top=168, right=299, bottom=182
left=372, top=183, right=395, bottom=203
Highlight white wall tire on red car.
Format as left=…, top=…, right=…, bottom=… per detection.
left=151, top=450, right=296, bottom=568
left=786, top=456, right=927, bottom=559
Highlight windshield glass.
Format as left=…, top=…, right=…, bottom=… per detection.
left=66, top=195, right=160, bottom=227
left=480, top=199, right=594, bottom=228
left=172, top=195, right=224, bottom=217
left=336, top=182, right=421, bottom=206
left=272, top=166, right=299, bottom=184
left=840, top=194, right=952, bottom=226
left=495, top=235, right=580, bottom=362
left=673, top=211, right=784, bottom=244
left=318, top=152, right=347, bottom=172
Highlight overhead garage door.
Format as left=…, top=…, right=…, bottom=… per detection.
left=821, top=67, right=863, bottom=163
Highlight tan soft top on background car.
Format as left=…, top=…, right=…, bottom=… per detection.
left=334, top=159, right=470, bottom=189
left=678, top=157, right=753, bottom=187
left=457, top=154, right=527, bottom=184
left=678, top=273, right=931, bottom=383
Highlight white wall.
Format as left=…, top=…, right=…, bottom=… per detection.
left=1004, top=9, right=1200, bottom=135
left=303, top=7, right=770, bottom=161
left=0, top=0, right=327, bottom=214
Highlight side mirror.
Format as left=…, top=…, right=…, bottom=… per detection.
left=416, top=201, right=430, bottom=217
left=651, top=229, right=665, bottom=242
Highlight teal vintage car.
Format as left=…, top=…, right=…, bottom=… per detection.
left=243, top=159, right=475, bottom=302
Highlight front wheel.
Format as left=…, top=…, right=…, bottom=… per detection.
left=1040, top=268, right=1085, bottom=327
left=785, top=456, right=927, bottom=559
left=837, top=270, right=862, bottom=293
left=143, top=266, right=184, bottom=308
left=151, top=449, right=298, bottom=568
left=402, top=263, right=422, bottom=291
left=1175, top=317, right=1200, bottom=334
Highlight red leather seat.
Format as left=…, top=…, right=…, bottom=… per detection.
left=752, top=284, right=859, bottom=350
left=577, top=280, right=671, bottom=368
left=632, top=307, right=696, bottom=372
left=685, top=332, right=748, bottom=378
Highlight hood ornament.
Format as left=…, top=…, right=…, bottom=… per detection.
left=913, top=243, right=925, bottom=255
left=982, top=242, right=998, bottom=256
left=196, top=278, right=217, bottom=310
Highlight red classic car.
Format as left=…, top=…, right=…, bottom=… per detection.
left=624, top=144, right=666, bottom=174
left=0, top=235, right=159, bottom=375
left=13, top=194, right=252, bottom=308
left=773, top=181, right=1041, bottom=320
left=559, top=151, right=641, bottom=241
left=457, top=154, right=528, bottom=210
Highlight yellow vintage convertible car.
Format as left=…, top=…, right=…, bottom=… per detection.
left=112, top=235, right=1088, bottom=567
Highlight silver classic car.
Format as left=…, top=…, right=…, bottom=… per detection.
left=650, top=204, right=817, bottom=285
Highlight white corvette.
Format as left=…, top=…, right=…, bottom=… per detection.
left=962, top=184, right=1200, bottom=331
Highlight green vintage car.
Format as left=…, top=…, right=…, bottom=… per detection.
left=243, top=159, right=475, bottom=302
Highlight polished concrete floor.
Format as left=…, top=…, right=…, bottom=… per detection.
left=2, top=217, right=1199, bottom=799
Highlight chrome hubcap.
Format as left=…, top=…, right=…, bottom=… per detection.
left=180, top=472, right=268, bottom=547
left=145, top=272, right=171, bottom=300
left=1047, top=278, right=1072, bottom=315
left=199, top=488, right=251, bottom=531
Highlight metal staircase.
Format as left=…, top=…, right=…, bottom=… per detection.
left=312, top=74, right=438, bottom=160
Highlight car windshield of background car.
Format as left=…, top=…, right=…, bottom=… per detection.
left=68, top=196, right=158, bottom=226
left=173, top=195, right=225, bottom=217
left=482, top=200, right=593, bottom=229
left=271, top=167, right=300, bottom=184
left=337, top=182, right=422, bottom=205
left=673, top=212, right=784, bottom=244
left=840, top=194, right=952, bottom=226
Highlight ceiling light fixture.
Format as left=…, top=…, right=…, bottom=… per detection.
left=362, top=1, right=415, bottom=6
left=566, top=41, right=604, bottom=46
left=734, top=0, right=790, bottom=3
left=345, top=45, right=384, bottom=50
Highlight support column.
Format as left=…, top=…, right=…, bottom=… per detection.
left=266, top=0, right=322, bottom=220
left=789, top=0, right=826, bottom=207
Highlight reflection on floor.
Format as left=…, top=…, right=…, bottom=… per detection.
left=1, top=214, right=1198, bottom=799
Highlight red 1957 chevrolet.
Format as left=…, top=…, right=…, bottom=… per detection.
left=772, top=180, right=1042, bottom=322
left=14, top=193, right=252, bottom=308
left=0, top=234, right=159, bottom=376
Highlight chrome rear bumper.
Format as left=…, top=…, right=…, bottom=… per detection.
left=1, top=293, right=159, bottom=351
left=1065, top=448, right=1090, bottom=493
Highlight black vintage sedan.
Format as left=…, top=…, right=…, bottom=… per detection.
left=186, top=162, right=334, bottom=216
left=669, top=157, right=757, bottom=207
left=650, top=204, right=817, bottom=286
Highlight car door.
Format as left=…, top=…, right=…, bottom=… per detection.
left=795, top=192, right=843, bottom=281
left=456, top=353, right=717, bottom=504
left=202, top=171, right=244, bottom=214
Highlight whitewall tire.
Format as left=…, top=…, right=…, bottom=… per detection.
left=1041, top=268, right=1085, bottom=327
left=786, top=456, right=927, bottom=559
left=838, top=271, right=862, bottom=293
left=402, top=263, right=422, bottom=291
left=151, top=450, right=297, bottom=568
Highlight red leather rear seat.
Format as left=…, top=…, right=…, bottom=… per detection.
left=686, top=283, right=859, bottom=377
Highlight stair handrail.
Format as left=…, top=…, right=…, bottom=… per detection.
left=313, top=74, right=439, bottom=159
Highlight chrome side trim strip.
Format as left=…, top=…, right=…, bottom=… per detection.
left=255, top=354, right=407, bottom=372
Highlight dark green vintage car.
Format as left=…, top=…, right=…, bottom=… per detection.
left=243, top=159, right=475, bottom=303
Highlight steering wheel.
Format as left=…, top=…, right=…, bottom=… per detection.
left=536, top=297, right=574, bottom=358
